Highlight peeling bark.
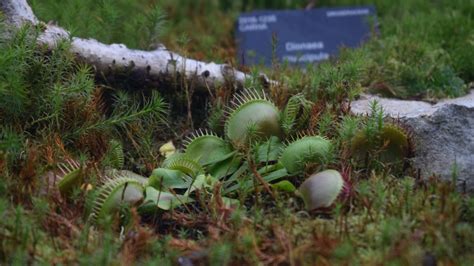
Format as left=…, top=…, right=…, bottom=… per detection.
left=0, top=0, right=268, bottom=91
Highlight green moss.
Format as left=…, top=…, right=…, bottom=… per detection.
left=1, top=1, right=473, bottom=264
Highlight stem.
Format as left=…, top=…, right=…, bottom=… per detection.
left=247, top=154, right=275, bottom=199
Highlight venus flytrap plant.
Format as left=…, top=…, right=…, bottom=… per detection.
left=183, top=129, right=231, bottom=166
left=280, top=93, right=313, bottom=136
left=183, top=129, right=240, bottom=179
left=280, top=135, right=333, bottom=175
left=351, top=122, right=410, bottom=168
left=225, top=89, right=282, bottom=147
left=77, top=88, right=414, bottom=228
left=1, top=1, right=473, bottom=263
left=350, top=101, right=410, bottom=173
left=92, top=90, right=298, bottom=207
left=89, top=175, right=144, bottom=224
left=88, top=139, right=226, bottom=224
left=56, top=159, right=83, bottom=196
left=298, top=169, right=345, bottom=211
left=162, top=154, right=204, bottom=178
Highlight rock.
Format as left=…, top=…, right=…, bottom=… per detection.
left=351, top=90, right=474, bottom=193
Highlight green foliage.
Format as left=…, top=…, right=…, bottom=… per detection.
left=320, top=0, right=473, bottom=99
left=306, top=48, right=367, bottom=102
left=0, top=25, right=74, bottom=124
left=208, top=241, right=233, bottom=266
left=102, top=139, right=124, bottom=169
left=337, top=116, right=360, bottom=144
left=0, top=126, right=25, bottom=166
left=31, top=0, right=472, bottom=98
left=30, top=0, right=168, bottom=50
left=0, top=25, right=166, bottom=132
left=1, top=0, right=473, bottom=264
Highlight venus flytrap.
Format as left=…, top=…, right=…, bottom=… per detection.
left=350, top=101, right=410, bottom=173
left=2, top=1, right=473, bottom=263
left=82, top=88, right=416, bottom=227
left=225, top=89, right=281, bottom=147
left=280, top=93, right=313, bottom=136
left=297, top=170, right=345, bottom=211
left=280, top=135, right=333, bottom=175
left=86, top=89, right=357, bottom=221
left=183, top=129, right=240, bottom=179
left=89, top=176, right=144, bottom=224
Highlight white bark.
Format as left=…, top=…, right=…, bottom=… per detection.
left=0, top=0, right=268, bottom=91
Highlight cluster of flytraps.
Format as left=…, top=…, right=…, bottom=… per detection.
left=57, top=89, right=409, bottom=224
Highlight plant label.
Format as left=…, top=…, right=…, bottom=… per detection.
left=236, top=6, right=377, bottom=67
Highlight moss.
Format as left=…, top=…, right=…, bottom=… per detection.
left=1, top=0, right=473, bottom=264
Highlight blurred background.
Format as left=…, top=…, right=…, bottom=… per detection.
left=30, top=0, right=472, bottom=99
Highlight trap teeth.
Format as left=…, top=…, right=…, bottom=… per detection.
left=183, top=129, right=232, bottom=166
left=280, top=135, right=332, bottom=174
left=225, top=89, right=281, bottom=146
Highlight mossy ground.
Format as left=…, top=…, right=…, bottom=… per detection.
left=1, top=0, right=473, bottom=265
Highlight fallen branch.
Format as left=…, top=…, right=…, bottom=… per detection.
left=0, top=0, right=270, bottom=91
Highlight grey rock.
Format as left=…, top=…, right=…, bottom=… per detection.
left=351, top=90, right=474, bottom=193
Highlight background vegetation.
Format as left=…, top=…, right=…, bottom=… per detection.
left=30, top=0, right=473, bottom=99
left=0, top=0, right=473, bottom=264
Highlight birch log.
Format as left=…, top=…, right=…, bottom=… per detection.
left=0, top=0, right=267, bottom=91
